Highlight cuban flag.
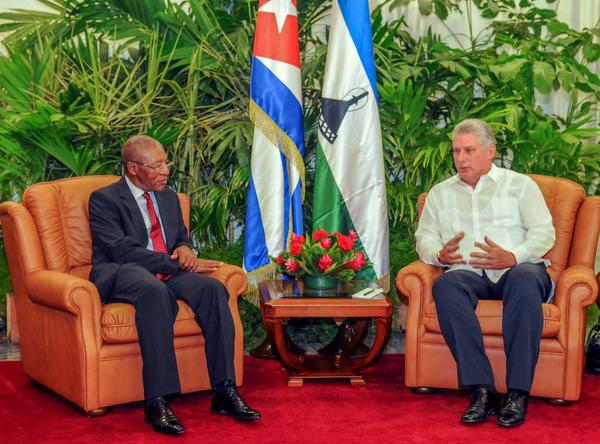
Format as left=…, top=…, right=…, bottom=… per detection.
left=312, top=0, right=390, bottom=286
left=243, top=0, right=305, bottom=288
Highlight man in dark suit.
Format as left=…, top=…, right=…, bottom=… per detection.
left=88, top=135, right=260, bottom=435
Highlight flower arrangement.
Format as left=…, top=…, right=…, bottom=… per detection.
left=272, top=229, right=370, bottom=282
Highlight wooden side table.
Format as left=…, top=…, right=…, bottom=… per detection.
left=258, top=280, right=393, bottom=387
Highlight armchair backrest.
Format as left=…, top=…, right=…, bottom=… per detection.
left=23, top=176, right=119, bottom=273
left=21, top=175, right=190, bottom=273
left=417, top=174, right=595, bottom=280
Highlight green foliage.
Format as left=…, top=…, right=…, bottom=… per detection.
left=377, top=0, right=600, bottom=234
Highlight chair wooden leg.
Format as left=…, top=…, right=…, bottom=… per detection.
left=411, top=387, right=436, bottom=394
left=86, top=407, right=109, bottom=417
left=546, top=398, right=574, bottom=406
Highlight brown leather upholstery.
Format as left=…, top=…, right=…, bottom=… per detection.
left=397, top=175, right=600, bottom=401
left=0, top=176, right=247, bottom=413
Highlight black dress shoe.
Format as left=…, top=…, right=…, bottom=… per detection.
left=211, top=381, right=261, bottom=421
left=460, top=387, right=500, bottom=424
left=144, top=397, right=185, bottom=435
left=497, top=390, right=528, bottom=428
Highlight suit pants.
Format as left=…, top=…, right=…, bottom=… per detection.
left=107, top=264, right=236, bottom=400
left=432, top=263, right=552, bottom=392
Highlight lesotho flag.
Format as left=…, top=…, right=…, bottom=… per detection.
left=244, top=0, right=305, bottom=300
left=312, top=0, right=390, bottom=286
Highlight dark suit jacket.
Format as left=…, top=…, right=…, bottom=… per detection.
left=89, top=177, right=192, bottom=302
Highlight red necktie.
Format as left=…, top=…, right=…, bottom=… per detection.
left=143, top=192, right=171, bottom=281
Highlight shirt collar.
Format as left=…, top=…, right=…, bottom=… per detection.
left=124, top=175, right=148, bottom=200
left=449, top=163, right=499, bottom=187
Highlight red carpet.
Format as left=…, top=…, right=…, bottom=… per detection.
left=1, top=355, right=599, bottom=443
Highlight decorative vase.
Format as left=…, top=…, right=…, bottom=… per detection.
left=302, top=274, right=338, bottom=290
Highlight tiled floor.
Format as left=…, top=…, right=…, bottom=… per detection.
left=0, top=336, right=21, bottom=360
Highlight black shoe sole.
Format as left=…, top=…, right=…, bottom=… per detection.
left=496, top=418, right=525, bottom=428
left=460, top=407, right=498, bottom=424
left=211, top=407, right=261, bottom=421
left=145, top=415, right=185, bottom=434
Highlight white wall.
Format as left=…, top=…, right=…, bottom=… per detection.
left=1, top=0, right=50, bottom=11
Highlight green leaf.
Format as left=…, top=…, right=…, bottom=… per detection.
left=583, top=43, right=600, bottom=63
left=418, top=0, right=433, bottom=16
left=547, top=20, right=569, bottom=36
left=489, top=58, right=528, bottom=82
left=557, top=68, right=575, bottom=91
left=533, top=61, right=555, bottom=94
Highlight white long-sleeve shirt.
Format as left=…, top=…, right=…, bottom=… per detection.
left=415, top=164, right=555, bottom=283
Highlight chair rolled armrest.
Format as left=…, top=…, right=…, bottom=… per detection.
left=25, top=270, right=103, bottom=317
left=553, top=265, right=599, bottom=313
left=205, top=264, right=248, bottom=299
left=396, top=260, right=444, bottom=305
left=553, top=265, right=598, bottom=353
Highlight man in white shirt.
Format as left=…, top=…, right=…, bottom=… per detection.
left=415, top=119, right=555, bottom=428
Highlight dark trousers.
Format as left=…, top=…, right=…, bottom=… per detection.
left=432, top=263, right=552, bottom=392
left=107, top=264, right=236, bottom=400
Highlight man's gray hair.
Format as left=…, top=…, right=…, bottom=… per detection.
left=452, top=119, right=496, bottom=149
left=121, top=135, right=163, bottom=162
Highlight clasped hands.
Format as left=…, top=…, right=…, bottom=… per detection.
left=171, top=246, right=223, bottom=273
left=437, top=231, right=516, bottom=269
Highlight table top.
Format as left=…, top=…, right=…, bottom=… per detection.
left=258, top=280, right=393, bottom=318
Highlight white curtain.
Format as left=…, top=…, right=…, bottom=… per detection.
left=382, top=0, right=600, bottom=121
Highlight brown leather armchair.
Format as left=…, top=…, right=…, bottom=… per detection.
left=396, top=174, right=600, bottom=403
left=0, top=176, right=247, bottom=415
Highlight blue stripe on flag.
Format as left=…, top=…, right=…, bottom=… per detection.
left=337, top=0, right=379, bottom=103
left=250, top=58, right=305, bottom=154
left=290, top=180, right=303, bottom=236
left=243, top=174, right=270, bottom=270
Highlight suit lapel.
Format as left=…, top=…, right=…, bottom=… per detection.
left=117, top=177, right=149, bottom=245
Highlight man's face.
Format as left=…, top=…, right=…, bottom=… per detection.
left=452, top=132, right=495, bottom=188
left=126, top=143, right=170, bottom=192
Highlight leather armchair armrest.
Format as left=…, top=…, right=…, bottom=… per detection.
left=553, top=265, right=598, bottom=312
left=396, top=260, right=444, bottom=306
left=205, top=264, right=248, bottom=300
left=553, top=264, right=598, bottom=351
left=25, top=270, right=103, bottom=318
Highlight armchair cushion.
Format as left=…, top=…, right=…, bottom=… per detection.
left=422, top=300, right=561, bottom=338
left=101, top=301, right=203, bottom=344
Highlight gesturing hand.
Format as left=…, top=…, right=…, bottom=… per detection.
left=438, top=232, right=467, bottom=265
left=469, top=236, right=517, bottom=269
left=171, top=246, right=198, bottom=271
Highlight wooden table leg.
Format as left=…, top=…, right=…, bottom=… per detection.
left=269, top=315, right=392, bottom=386
left=318, top=318, right=371, bottom=357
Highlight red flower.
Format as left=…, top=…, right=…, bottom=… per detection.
left=290, top=242, right=303, bottom=256
left=335, top=233, right=355, bottom=251
left=318, top=254, right=333, bottom=272
left=285, top=259, right=300, bottom=272
left=320, top=237, right=332, bottom=250
left=347, top=251, right=366, bottom=270
left=349, top=230, right=358, bottom=241
left=276, top=253, right=284, bottom=265
left=313, top=229, right=329, bottom=241
left=291, top=233, right=305, bottom=245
